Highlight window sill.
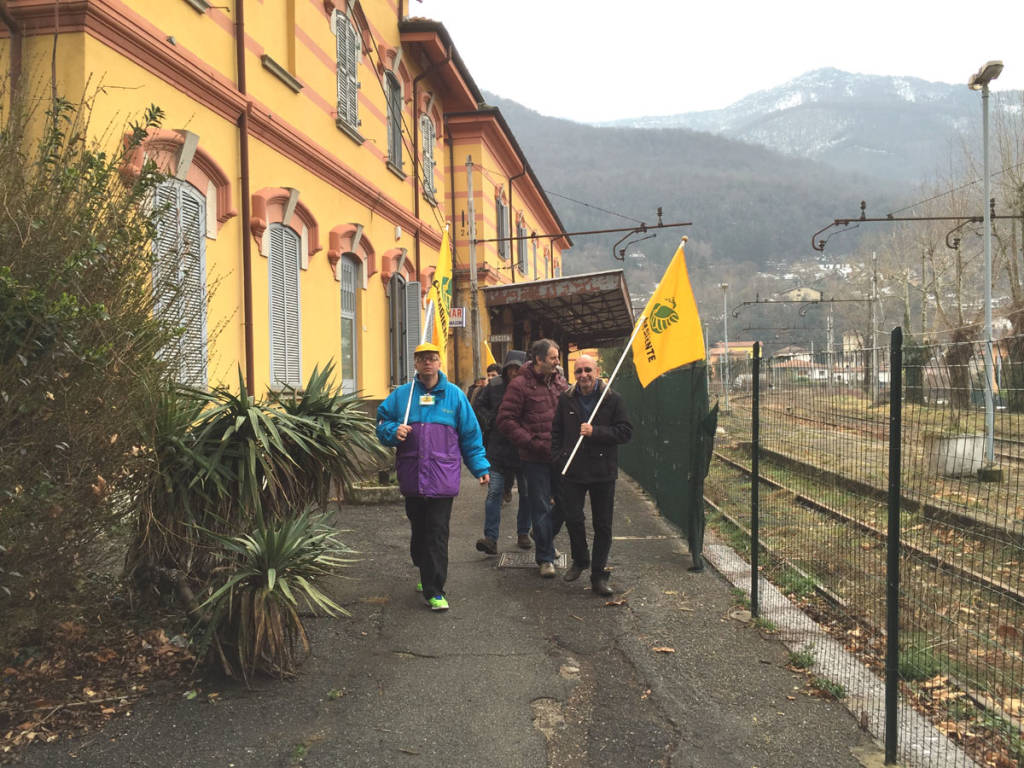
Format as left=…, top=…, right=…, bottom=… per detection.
left=386, top=160, right=406, bottom=181
left=261, top=55, right=303, bottom=93
left=335, top=118, right=365, bottom=145
left=423, top=190, right=437, bottom=207
left=183, top=0, right=210, bottom=11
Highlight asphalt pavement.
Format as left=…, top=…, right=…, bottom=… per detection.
left=14, top=469, right=884, bottom=768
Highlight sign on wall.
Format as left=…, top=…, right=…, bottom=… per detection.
left=449, top=307, right=466, bottom=327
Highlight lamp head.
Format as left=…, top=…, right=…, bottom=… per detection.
left=969, top=60, right=1004, bottom=90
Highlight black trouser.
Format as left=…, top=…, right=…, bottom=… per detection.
left=405, top=496, right=454, bottom=597
left=561, top=479, right=616, bottom=579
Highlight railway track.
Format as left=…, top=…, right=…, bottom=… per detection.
left=711, top=450, right=1024, bottom=605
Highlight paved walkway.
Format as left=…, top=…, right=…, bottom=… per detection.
left=16, top=471, right=882, bottom=767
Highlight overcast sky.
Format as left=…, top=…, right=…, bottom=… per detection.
left=412, top=0, right=1024, bottom=123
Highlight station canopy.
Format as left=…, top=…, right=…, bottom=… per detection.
left=481, top=269, right=635, bottom=349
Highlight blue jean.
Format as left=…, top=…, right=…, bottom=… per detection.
left=523, top=461, right=563, bottom=564
left=483, top=470, right=530, bottom=541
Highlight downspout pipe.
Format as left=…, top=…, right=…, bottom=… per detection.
left=444, top=112, right=459, bottom=377
left=0, top=2, right=22, bottom=102
left=236, top=0, right=255, bottom=391
left=410, top=46, right=452, bottom=290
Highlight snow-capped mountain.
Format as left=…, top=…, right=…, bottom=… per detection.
left=596, top=68, right=1020, bottom=182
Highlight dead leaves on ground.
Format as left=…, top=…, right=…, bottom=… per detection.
left=1, top=623, right=195, bottom=757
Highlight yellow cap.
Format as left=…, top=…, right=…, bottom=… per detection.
left=414, top=342, right=442, bottom=355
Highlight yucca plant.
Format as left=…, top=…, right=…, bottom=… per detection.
left=198, top=510, right=355, bottom=682
left=273, top=362, right=390, bottom=506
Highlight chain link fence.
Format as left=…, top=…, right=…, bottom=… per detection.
left=695, top=332, right=1022, bottom=767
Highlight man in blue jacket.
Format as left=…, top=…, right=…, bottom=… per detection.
left=377, top=343, right=490, bottom=611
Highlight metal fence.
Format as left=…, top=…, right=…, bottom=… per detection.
left=701, top=331, right=1023, bottom=768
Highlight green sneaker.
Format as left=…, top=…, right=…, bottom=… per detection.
left=416, top=581, right=423, bottom=593
left=428, top=595, right=449, bottom=611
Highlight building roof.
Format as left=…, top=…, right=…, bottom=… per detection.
left=482, top=269, right=633, bottom=348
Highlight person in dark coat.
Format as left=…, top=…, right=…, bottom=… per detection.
left=551, top=354, right=633, bottom=595
left=473, top=350, right=530, bottom=555
left=497, top=338, right=567, bottom=577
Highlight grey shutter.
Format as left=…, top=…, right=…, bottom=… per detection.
left=421, top=115, right=435, bottom=197
left=336, top=15, right=359, bottom=127
left=495, top=200, right=506, bottom=259
left=152, top=183, right=181, bottom=324
left=517, top=224, right=527, bottom=274
left=387, top=74, right=402, bottom=166
left=404, top=280, right=421, bottom=383
left=179, top=186, right=208, bottom=386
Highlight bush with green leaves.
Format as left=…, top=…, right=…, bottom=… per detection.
left=198, top=509, right=355, bottom=682
left=0, top=90, right=173, bottom=615
left=126, top=365, right=387, bottom=605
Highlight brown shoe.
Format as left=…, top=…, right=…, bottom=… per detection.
left=517, top=534, right=532, bottom=550
left=475, top=537, right=497, bottom=556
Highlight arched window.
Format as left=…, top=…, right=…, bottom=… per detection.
left=386, top=71, right=403, bottom=171
left=153, top=179, right=207, bottom=386
left=340, top=254, right=360, bottom=393
left=420, top=113, right=436, bottom=201
left=334, top=11, right=361, bottom=135
left=495, top=195, right=509, bottom=260
left=269, top=223, right=302, bottom=388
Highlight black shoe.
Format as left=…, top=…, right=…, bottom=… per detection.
left=563, top=563, right=586, bottom=582
left=475, top=537, right=497, bottom=555
left=591, top=576, right=613, bottom=596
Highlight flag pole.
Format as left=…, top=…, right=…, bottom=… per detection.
left=403, top=297, right=434, bottom=426
left=561, top=309, right=649, bottom=476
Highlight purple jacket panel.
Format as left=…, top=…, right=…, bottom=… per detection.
left=395, top=421, right=462, bottom=498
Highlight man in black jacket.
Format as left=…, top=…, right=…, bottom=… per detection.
left=473, top=350, right=530, bottom=555
left=551, top=354, right=633, bottom=595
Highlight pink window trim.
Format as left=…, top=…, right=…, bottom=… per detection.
left=119, top=128, right=237, bottom=230
left=328, top=224, right=376, bottom=280
left=250, top=187, right=321, bottom=259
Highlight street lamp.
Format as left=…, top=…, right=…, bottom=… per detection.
left=720, top=283, right=730, bottom=410
left=969, top=60, right=1003, bottom=475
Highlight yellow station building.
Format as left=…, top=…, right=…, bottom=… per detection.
left=1, top=0, right=633, bottom=403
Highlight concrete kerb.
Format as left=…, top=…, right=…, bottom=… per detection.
left=619, top=474, right=980, bottom=768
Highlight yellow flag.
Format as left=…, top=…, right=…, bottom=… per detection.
left=483, top=342, right=497, bottom=368
left=630, top=240, right=705, bottom=388
left=427, top=227, right=454, bottom=362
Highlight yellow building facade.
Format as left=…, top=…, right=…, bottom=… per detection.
left=0, top=0, right=571, bottom=402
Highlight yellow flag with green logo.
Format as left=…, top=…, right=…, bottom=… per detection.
left=427, top=227, right=453, bottom=364
left=630, top=239, right=705, bottom=387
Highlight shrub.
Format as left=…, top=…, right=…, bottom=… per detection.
left=0, top=90, right=173, bottom=618
left=198, top=510, right=355, bottom=682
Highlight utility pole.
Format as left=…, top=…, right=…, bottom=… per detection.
left=466, top=156, right=481, bottom=382
left=720, top=283, right=730, bottom=411
left=869, top=251, right=878, bottom=397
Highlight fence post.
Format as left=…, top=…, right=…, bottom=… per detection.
left=885, top=327, right=903, bottom=764
left=751, top=341, right=760, bottom=618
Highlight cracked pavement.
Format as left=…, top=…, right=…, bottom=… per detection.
left=14, top=471, right=881, bottom=767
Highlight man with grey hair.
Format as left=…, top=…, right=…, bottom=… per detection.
left=497, top=338, right=567, bottom=577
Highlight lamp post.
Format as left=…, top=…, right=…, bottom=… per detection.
left=969, top=60, right=1003, bottom=475
left=720, top=283, right=730, bottom=410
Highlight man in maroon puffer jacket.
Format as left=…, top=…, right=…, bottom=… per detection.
left=496, top=338, right=567, bottom=578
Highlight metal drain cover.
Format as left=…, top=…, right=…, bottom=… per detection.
left=497, top=551, right=568, bottom=569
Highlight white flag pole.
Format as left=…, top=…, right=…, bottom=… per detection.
left=561, top=310, right=649, bottom=476
left=403, top=296, right=435, bottom=426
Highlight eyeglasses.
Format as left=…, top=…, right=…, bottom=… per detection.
left=416, top=356, right=440, bottom=363
left=574, top=367, right=593, bottom=374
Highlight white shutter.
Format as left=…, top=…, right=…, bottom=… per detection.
left=283, top=228, right=301, bottom=387
left=269, top=225, right=288, bottom=386
left=404, top=280, right=421, bottom=383
left=152, top=183, right=181, bottom=323
left=179, top=186, right=208, bottom=386
left=340, top=257, right=357, bottom=393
